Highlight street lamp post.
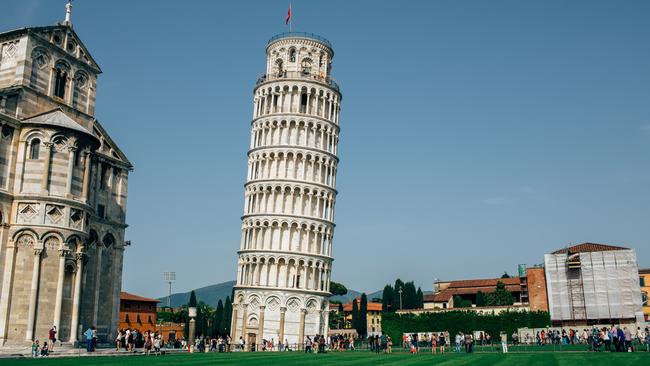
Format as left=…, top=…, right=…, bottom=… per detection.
left=398, top=287, right=403, bottom=310
left=188, top=306, right=197, bottom=352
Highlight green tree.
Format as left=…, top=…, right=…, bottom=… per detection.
left=476, top=291, right=487, bottom=307
left=351, top=299, right=359, bottom=331
left=402, top=282, right=417, bottom=309
left=501, top=272, right=511, bottom=279
left=392, top=279, right=405, bottom=310
left=416, top=287, right=424, bottom=308
left=382, top=285, right=394, bottom=312
left=359, top=293, right=368, bottom=336
left=184, top=290, right=198, bottom=339
left=213, top=300, right=224, bottom=336
left=330, top=281, right=348, bottom=296
left=221, top=296, right=232, bottom=335
left=486, top=281, right=514, bottom=306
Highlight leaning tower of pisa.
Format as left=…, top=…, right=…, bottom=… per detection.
left=230, top=32, right=342, bottom=349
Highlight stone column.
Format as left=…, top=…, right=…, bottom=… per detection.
left=278, top=307, right=286, bottom=346
left=80, top=152, right=91, bottom=202
left=25, top=248, right=43, bottom=341
left=92, top=247, right=103, bottom=325
left=0, top=241, right=17, bottom=343
left=240, top=304, right=248, bottom=350
left=69, top=251, right=84, bottom=344
left=230, top=305, right=239, bottom=342
left=41, top=142, right=53, bottom=193
left=53, top=248, right=69, bottom=337
left=258, top=305, right=265, bottom=347
left=298, top=309, right=307, bottom=350
left=65, top=146, right=77, bottom=197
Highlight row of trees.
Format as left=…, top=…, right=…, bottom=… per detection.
left=382, top=310, right=550, bottom=343
left=381, top=279, right=424, bottom=312
left=157, top=290, right=234, bottom=340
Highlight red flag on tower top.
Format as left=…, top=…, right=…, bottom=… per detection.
left=285, top=4, right=292, bottom=25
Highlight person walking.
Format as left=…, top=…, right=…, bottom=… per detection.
left=455, top=333, right=461, bottom=352
left=500, top=332, right=508, bottom=353
left=48, top=326, right=57, bottom=352
left=438, top=332, right=446, bottom=353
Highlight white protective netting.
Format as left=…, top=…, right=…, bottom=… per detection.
left=544, top=250, right=642, bottom=321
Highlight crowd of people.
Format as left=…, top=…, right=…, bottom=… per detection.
left=519, top=326, right=650, bottom=352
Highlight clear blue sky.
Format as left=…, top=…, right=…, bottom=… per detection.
left=3, top=1, right=649, bottom=299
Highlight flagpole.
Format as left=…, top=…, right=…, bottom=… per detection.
left=290, top=1, right=293, bottom=32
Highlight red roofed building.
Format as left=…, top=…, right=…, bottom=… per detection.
left=119, top=292, right=160, bottom=334
left=422, top=267, right=548, bottom=312
left=338, top=298, right=383, bottom=335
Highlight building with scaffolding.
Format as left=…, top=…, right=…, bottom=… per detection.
left=544, top=243, right=644, bottom=327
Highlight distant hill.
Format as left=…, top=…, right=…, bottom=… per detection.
left=157, top=280, right=237, bottom=308
left=157, top=280, right=388, bottom=308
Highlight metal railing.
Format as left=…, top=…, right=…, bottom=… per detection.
left=267, top=32, right=332, bottom=49
left=256, top=71, right=340, bottom=92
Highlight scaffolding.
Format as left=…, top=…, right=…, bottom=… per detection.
left=544, top=249, right=643, bottom=324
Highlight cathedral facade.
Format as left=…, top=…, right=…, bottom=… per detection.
left=0, top=12, right=131, bottom=345
left=231, top=32, right=342, bottom=348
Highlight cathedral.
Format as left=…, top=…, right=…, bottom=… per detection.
left=0, top=4, right=131, bottom=345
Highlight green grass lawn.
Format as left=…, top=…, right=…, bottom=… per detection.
left=4, top=351, right=650, bottom=366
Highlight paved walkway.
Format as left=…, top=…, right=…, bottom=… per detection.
left=0, top=345, right=187, bottom=359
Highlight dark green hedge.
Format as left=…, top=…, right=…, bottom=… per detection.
left=382, top=310, right=550, bottom=342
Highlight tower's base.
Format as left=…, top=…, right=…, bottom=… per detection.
left=231, top=288, right=329, bottom=350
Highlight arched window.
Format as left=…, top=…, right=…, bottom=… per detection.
left=301, top=58, right=312, bottom=75
left=289, top=48, right=296, bottom=62
left=137, top=314, right=141, bottom=323
left=54, top=68, right=68, bottom=99
left=29, top=139, right=41, bottom=160
left=125, top=314, right=130, bottom=323
left=275, top=59, right=284, bottom=77
left=300, top=93, right=308, bottom=113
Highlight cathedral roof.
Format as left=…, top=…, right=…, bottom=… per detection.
left=550, top=242, right=629, bottom=255
left=0, top=25, right=101, bottom=73
left=23, top=108, right=94, bottom=135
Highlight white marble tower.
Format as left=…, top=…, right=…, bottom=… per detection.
left=231, top=32, right=342, bottom=349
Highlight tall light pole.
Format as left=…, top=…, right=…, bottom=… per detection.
left=163, top=271, right=176, bottom=308
left=398, top=287, right=403, bottom=310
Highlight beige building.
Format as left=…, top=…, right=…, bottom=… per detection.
left=231, top=32, right=342, bottom=349
left=0, top=4, right=131, bottom=345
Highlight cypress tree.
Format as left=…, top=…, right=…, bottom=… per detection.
left=416, top=287, right=424, bottom=308
left=221, top=296, right=232, bottom=335
left=392, top=279, right=405, bottom=310
left=213, top=300, right=224, bottom=336
left=351, top=299, right=359, bottom=331
left=403, top=281, right=417, bottom=309
left=359, top=294, right=368, bottom=336
left=381, top=285, right=394, bottom=312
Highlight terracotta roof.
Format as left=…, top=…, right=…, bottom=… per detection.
left=550, top=242, right=629, bottom=255
left=425, top=284, right=522, bottom=302
left=342, top=299, right=382, bottom=312
left=120, top=292, right=160, bottom=303
left=446, top=277, right=520, bottom=289
left=640, top=268, right=650, bottom=275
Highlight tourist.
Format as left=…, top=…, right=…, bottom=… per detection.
left=48, top=326, right=56, bottom=352
left=438, top=332, right=446, bottom=353
left=41, top=341, right=49, bottom=357
left=319, top=334, right=326, bottom=353
left=429, top=333, right=437, bottom=353
left=645, top=327, right=650, bottom=352
left=600, top=327, right=609, bottom=351
left=92, top=326, right=98, bottom=351
left=145, top=331, right=153, bottom=355
left=624, top=327, right=632, bottom=352
left=84, top=326, right=94, bottom=352
left=239, top=336, right=245, bottom=351
left=305, top=336, right=312, bottom=353
left=31, top=340, right=40, bottom=358
left=511, top=331, right=518, bottom=346
left=500, top=332, right=508, bottom=353
left=455, top=332, right=462, bottom=352
left=464, top=332, right=473, bottom=353
left=616, top=326, right=625, bottom=352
